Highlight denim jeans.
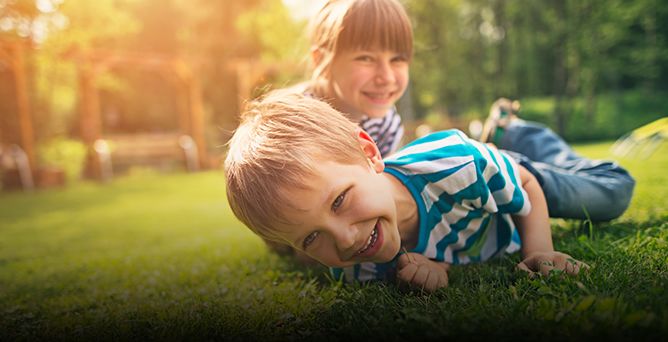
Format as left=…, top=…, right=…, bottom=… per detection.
left=499, top=120, right=635, bottom=222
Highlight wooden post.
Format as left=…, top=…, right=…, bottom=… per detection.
left=79, top=63, right=103, bottom=179
left=171, top=60, right=192, bottom=136
left=9, top=42, right=35, bottom=171
left=173, top=61, right=208, bottom=170
left=185, top=74, right=208, bottom=170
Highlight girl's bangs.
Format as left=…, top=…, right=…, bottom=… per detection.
left=337, top=0, right=413, bottom=56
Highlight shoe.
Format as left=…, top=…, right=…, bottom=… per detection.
left=468, top=119, right=483, bottom=140
left=480, top=98, right=520, bottom=144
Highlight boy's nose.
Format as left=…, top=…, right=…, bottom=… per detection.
left=331, top=224, right=358, bottom=254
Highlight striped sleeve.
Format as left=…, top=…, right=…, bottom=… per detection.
left=465, top=134, right=531, bottom=216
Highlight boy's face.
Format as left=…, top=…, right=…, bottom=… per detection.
left=327, top=48, right=409, bottom=119
left=271, top=133, right=403, bottom=268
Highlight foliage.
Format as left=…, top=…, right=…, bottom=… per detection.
left=1, top=0, right=303, bottom=146
left=35, top=136, right=86, bottom=181
left=406, top=0, right=668, bottom=137
left=0, top=141, right=666, bottom=340
left=2, top=0, right=668, bottom=146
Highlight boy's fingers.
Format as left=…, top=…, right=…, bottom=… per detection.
left=517, top=261, right=532, bottom=273
left=565, top=259, right=590, bottom=275
left=539, top=261, right=555, bottom=276
left=553, top=255, right=568, bottom=272
left=519, top=254, right=589, bottom=277
left=438, top=271, right=449, bottom=287
left=412, top=265, right=430, bottom=288
left=564, top=258, right=580, bottom=275
left=424, top=273, right=440, bottom=293
left=397, top=253, right=416, bottom=268
left=517, top=261, right=540, bottom=278
left=396, top=263, right=418, bottom=284
left=396, top=254, right=408, bottom=268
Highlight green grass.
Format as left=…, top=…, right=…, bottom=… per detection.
left=1, top=142, right=667, bottom=341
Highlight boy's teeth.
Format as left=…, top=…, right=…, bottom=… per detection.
left=356, top=226, right=378, bottom=255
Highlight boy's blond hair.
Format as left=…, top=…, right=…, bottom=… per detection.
left=224, top=90, right=368, bottom=242
left=309, top=0, right=413, bottom=90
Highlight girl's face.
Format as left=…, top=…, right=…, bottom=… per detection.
left=326, top=49, right=409, bottom=119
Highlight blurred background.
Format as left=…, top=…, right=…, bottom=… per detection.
left=1, top=0, right=667, bottom=189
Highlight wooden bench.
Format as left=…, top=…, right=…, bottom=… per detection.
left=0, top=144, right=34, bottom=191
left=93, top=133, right=199, bottom=180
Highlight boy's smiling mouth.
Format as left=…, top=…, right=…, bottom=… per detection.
left=355, top=219, right=382, bottom=257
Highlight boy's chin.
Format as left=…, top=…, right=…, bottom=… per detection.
left=374, top=244, right=402, bottom=264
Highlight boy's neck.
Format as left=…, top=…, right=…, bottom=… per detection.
left=382, top=172, right=419, bottom=250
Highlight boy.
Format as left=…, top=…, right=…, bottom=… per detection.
left=225, top=91, right=589, bottom=292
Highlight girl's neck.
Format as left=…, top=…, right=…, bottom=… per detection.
left=312, top=80, right=365, bottom=122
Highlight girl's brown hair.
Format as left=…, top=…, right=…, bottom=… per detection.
left=309, top=0, right=413, bottom=92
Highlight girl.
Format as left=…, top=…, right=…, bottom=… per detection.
left=290, top=0, right=413, bottom=157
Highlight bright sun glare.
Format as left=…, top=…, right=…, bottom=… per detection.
left=281, top=0, right=327, bottom=20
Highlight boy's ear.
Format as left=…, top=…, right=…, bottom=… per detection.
left=356, top=129, right=384, bottom=173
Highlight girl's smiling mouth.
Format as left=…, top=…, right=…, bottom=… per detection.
left=362, top=91, right=395, bottom=103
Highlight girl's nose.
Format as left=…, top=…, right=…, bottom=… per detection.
left=374, top=60, right=395, bottom=84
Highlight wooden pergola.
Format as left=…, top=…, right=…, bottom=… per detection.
left=65, top=48, right=209, bottom=179
left=0, top=38, right=35, bottom=171
left=227, top=58, right=303, bottom=114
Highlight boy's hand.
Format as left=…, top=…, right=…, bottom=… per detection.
left=396, top=252, right=449, bottom=293
left=517, top=251, right=590, bottom=276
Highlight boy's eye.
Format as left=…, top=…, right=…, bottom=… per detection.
left=332, top=189, right=348, bottom=211
left=303, top=231, right=319, bottom=249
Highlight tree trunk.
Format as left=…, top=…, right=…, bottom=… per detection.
left=552, top=0, right=569, bottom=137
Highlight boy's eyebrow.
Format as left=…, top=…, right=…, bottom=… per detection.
left=287, top=181, right=346, bottom=247
left=290, top=181, right=342, bottom=213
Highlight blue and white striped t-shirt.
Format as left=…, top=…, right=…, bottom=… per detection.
left=331, top=129, right=531, bottom=283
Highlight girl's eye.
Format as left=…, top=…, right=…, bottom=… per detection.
left=332, top=190, right=347, bottom=211
left=392, top=54, right=408, bottom=63
left=355, top=55, right=373, bottom=62
left=303, top=231, right=319, bottom=249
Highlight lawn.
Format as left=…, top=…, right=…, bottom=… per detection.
left=1, top=141, right=667, bottom=341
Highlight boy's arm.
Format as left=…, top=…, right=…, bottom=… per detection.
left=513, top=165, right=589, bottom=276
left=514, top=165, right=553, bottom=257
